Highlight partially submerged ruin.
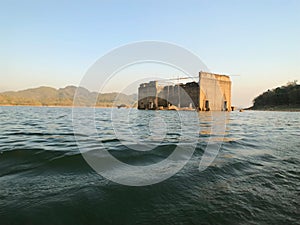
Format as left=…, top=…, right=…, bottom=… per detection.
left=138, top=72, right=232, bottom=111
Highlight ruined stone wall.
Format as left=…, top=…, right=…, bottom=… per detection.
left=138, top=72, right=231, bottom=111
left=155, top=85, right=177, bottom=107
left=157, top=86, right=167, bottom=107
left=156, top=82, right=199, bottom=108
left=138, top=81, right=158, bottom=109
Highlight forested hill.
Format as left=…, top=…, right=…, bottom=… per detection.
left=0, top=86, right=137, bottom=107
left=251, top=81, right=300, bottom=110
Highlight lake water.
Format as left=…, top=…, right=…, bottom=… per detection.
left=0, top=106, right=299, bottom=224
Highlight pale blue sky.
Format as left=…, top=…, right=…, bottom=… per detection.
left=1, top=0, right=299, bottom=107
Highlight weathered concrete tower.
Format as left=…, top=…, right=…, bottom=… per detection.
left=198, top=72, right=231, bottom=111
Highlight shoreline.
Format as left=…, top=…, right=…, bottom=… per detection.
left=1, top=105, right=300, bottom=112
left=245, top=108, right=300, bottom=112
left=0, top=105, right=129, bottom=109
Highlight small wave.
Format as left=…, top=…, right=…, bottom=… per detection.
left=0, top=148, right=88, bottom=177
left=5, top=132, right=89, bottom=137
left=108, top=144, right=177, bottom=166
left=101, top=138, right=120, bottom=143
left=282, top=157, right=300, bottom=165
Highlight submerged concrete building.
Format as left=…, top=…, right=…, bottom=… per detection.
left=138, top=72, right=232, bottom=111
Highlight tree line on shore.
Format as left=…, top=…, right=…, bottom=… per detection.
left=251, top=81, right=300, bottom=109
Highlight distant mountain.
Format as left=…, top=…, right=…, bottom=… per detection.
left=250, top=81, right=300, bottom=111
left=0, top=86, right=137, bottom=107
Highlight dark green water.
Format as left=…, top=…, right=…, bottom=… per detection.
left=0, top=106, right=299, bottom=225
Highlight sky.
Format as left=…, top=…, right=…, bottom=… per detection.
left=1, top=0, right=300, bottom=107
